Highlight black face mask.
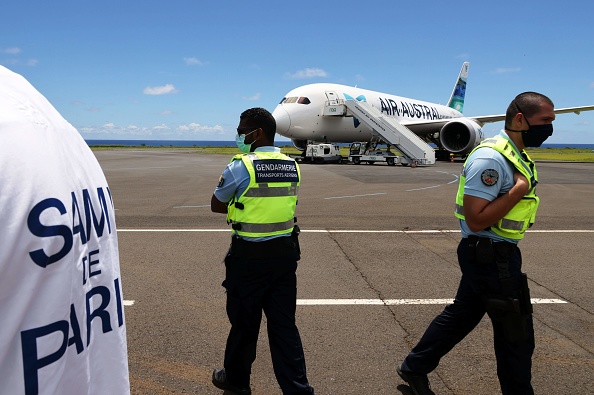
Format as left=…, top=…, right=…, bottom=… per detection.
left=521, top=123, right=553, bottom=147
left=508, top=102, right=554, bottom=147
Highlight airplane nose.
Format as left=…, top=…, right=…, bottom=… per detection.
left=272, top=105, right=291, bottom=135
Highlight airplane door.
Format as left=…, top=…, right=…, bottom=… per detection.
left=325, top=91, right=339, bottom=105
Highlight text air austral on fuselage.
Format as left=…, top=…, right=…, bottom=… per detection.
left=271, top=62, right=594, bottom=160
left=378, top=98, right=448, bottom=121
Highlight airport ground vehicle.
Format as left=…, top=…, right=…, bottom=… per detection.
left=293, top=143, right=343, bottom=163
left=348, top=142, right=412, bottom=166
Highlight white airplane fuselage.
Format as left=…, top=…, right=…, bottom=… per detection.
left=271, top=82, right=482, bottom=154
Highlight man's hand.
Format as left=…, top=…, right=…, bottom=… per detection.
left=512, top=172, right=530, bottom=196
left=464, top=172, right=530, bottom=232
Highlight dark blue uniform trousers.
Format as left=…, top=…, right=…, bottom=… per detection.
left=222, top=240, right=314, bottom=395
left=401, top=239, right=535, bottom=395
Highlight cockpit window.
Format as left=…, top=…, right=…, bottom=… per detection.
left=280, top=96, right=310, bottom=105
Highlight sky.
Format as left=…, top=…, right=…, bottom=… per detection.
left=2, top=0, right=594, bottom=144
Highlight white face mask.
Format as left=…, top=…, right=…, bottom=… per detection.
left=235, top=129, right=258, bottom=153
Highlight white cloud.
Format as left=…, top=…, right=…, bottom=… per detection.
left=242, top=93, right=261, bottom=101
left=1, top=47, right=38, bottom=67
left=494, top=67, right=521, bottom=74
left=158, top=109, right=175, bottom=115
left=143, top=84, right=178, bottom=95
left=78, top=121, right=227, bottom=140
left=285, top=68, right=328, bottom=79
left=589, top=82, right=594, bottom=89
left=184, top=57, right=205, bottom=66
left=78, top=123, right=151, bottom=138
left=2, top=47, right=21, bottom=54
left=177, top=123, right=224, bottom=133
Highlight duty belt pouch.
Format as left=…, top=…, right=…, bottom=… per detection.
left=292, top=224, right=301, bottom=261
left=484, top=243, right=532, bottom=343
left=474, top=237, right=495, bottom=265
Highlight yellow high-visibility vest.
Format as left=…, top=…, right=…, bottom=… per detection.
left=454, top=137, right=539, bottom=240
left=226, top=151, right=300, bottom=238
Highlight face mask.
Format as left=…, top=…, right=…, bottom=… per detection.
left=509, top=102, right=554, bottom=147
left=521, top=123, right=553, bottom=148
left=235, top=129, right=258, bottom=153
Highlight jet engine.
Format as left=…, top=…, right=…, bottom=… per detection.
left=291, top=138, right=308, bottom=151
left=439, top=119, right=483, bottom=155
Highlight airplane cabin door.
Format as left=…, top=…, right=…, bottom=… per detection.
left=325, top=91, right=339, bottom=105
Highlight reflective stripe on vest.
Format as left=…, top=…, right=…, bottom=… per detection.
left=454, top=137, right=540, bottom=240
left=234, top=218, right=295, bottom=234
left=243, top=182, right=299, bottom=197
left=226, top=151, right=300, bottom=238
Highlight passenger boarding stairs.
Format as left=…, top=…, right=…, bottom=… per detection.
left=337, top=99, right=436, bottom=165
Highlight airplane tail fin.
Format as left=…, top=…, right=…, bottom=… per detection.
left=447, top=62, right=469, bottom=113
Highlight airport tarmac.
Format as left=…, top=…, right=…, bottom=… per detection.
left=95, top=149, right=594, bottom=395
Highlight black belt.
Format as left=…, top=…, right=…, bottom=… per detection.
left=229, top=235, right=297, bottom=259
left=466, top=235, right=514, bottom=248
left=465, top=235, right=515, bottom=268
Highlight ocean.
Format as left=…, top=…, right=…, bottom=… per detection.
left=85, top=139, right=293, bottom=147
left=85, top=139, right=594, bottom=149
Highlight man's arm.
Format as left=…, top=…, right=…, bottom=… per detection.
left=464, top=172, right=530, bottom=232
left=211, top=194, right=228, bottom=214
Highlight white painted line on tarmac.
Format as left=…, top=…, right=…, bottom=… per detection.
left=531, top=298, right=568, bottom=304
left=110, top=166, right=182, bottom=170
left=324, top=192, right=387, bottom=200
left=406, top=185, right=443, bottom=191
left=296, top=298, right=567, bottom=306
left=527, top=229, right=594, bottom=233
left=116, top=229, right=594, bottom=233
left=118, top=229, right=229, bottom=232
left=121, top=298, right=566, bottom=307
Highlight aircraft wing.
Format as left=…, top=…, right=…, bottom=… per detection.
left=470, top=114, right=506, bottom=125
left=469, top=105, right=594, bottom=126
left=398, top=104, right=594, bottom=136
left=398, top=117, right=499, bottom=136
left=553, top=105, right=594, bottom=115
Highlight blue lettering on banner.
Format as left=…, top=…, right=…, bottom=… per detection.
left=253, top=160, right=299, bottom=183
left=20, top=277, right=124, bottom=395
left=20, top=185, right=122, bottom=393
left=27, top=187, right=113, bottom=268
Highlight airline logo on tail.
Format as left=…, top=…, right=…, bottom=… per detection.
left=447, top=62, right=469, bottom=113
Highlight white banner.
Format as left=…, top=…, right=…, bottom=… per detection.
left=0, top=66, right=130, bottom=395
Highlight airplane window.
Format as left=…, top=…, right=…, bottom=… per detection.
left=280, top=97, right=310, bottom=104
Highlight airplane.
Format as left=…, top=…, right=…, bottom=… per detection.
left=272, top=62, right=594, bottom=160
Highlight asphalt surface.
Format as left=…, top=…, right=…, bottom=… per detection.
left=95, top=150, right=594, bottom=395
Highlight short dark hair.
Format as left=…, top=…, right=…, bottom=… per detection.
left=505, top=92, right=554, bottom=128
left=240, top=107, right=276, bottom=140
